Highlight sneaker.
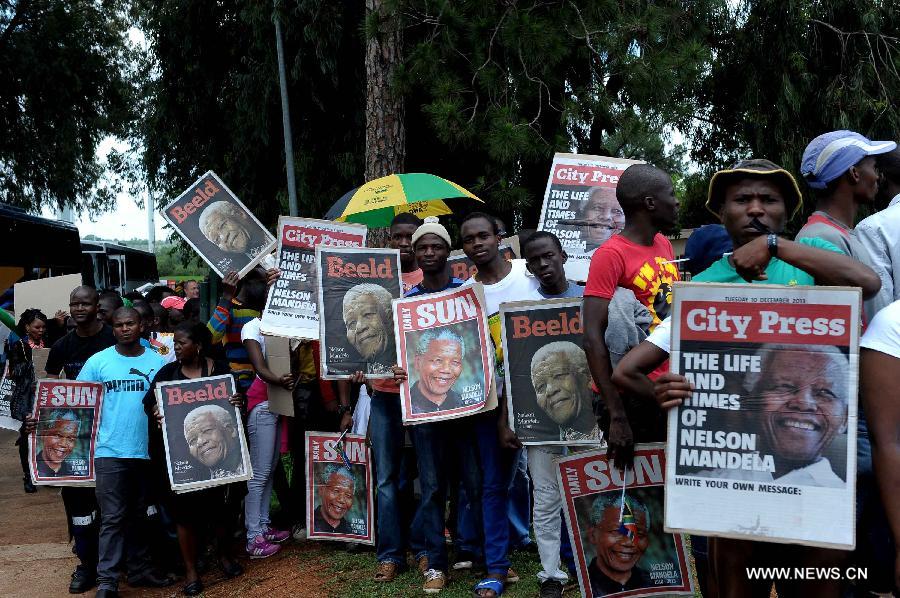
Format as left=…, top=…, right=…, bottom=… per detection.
left=451, top=550, right=477, bottom=571
left=68, top=565, right=95, bottom=594
left=417, top=555, right=429, bottom=576
left=539, top=579, right=564, bottom=598
left=291, top=524, right=307, bottom=542
left=423, top=569, right=446, bottom=594
left=374, top=561, right=400, bottom=582
left=263, top=526, right=290, bottom=544
left=246, top=535, right=281, bottom=559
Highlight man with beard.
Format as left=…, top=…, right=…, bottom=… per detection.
left=612, top=159, right=879, bottom=598
left=183, top=404, right=245, bottom=479
left=586, top=494, right=652, bottom=596
left=198, top=201, right=271, bottom=259
left=581, top=186, right=626, bottom=252
left=342, top=283, right=395, bottom=375
left=530, top=341, right=596, bottom=442
left=36, top=409, right=81, bottom=477
left=313, top=465, right=357, bottom=534
left=410, top=329, right=466, bottom=414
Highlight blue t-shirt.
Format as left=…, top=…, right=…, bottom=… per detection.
left=77, top=345, right=165, bottom=459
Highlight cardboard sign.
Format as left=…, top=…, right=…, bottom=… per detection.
left=665, top=282, right=860, bottom=549
left=14, top=274, right=83, bottom=321
left=263, top=334, right=294, bottom=417
left=317, top=247, right=402, bottom=380
left=537, top=153, right=641, bottom=281
left=556, top=445, right=694, bottom=598
left=162, top=171, right=276, bottom=278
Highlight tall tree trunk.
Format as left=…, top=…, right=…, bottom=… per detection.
left=364, top=0, right=405, bottom=181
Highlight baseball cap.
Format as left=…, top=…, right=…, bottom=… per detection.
left=411, top=216, right=452, bottom=249
left=801, top=130, right=896, bottom=189
left=706, top=159, right=804, bottom=219
left=161, top=296, right=187, bottom=310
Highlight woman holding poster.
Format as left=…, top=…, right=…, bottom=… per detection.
left=143, top=322, right=245, bottom=596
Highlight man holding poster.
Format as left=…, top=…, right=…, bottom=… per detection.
left=162, top=171, right=276, bottom=278
left=612, top=159, right=880, bottom=596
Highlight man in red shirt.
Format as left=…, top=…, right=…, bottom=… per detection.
left=582, top=164, right=680, bottom=470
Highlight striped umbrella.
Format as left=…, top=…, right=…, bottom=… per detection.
left=324, top=173, right=483, bottom=227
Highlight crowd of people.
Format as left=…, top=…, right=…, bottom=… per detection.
left=3, top=128, right=900, bottom=598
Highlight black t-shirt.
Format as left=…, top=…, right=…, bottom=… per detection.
left=45, top=325, right=116, bottom=379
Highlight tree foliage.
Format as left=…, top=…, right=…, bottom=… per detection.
left=0, top=0, right=135, bottom=212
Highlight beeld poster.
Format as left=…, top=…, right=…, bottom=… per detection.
left=316, top=247, right=402, bottom=380
left=261, top=217, right=367, bottom=338
left=556, top=445, right=693, bottom=598
left=306, top=432, right=374, bottom=545
left=393, top=283, right=495, bottom=424
left=155, top=375, right=252, bottom=493
left=29, top=380, right=104, bottom=486
left=162, top=171, right=276, bottom=278
left=447, top=244, right=516, bottom=281
left=537, top=153, right=640, bottom=281
left=665, top=282, right=859, bottom=549
left=501, top=298, right=600, bottom=444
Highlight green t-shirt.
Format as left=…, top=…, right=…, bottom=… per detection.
left=693, top=237, right=843, bottom=285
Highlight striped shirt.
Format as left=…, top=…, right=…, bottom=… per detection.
left=207, top=298, right=260, bottom=392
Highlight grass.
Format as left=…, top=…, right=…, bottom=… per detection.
left=296, top=543, right=544, bottom=597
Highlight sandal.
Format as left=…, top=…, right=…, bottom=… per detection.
left=473, top=577, right=504, bottom=597
left=374, top=561, right=400, bottom=582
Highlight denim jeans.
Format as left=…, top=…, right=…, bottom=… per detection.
left=94, top=458, right=153, bottom=591
left=245, top=401, right=281, bottom=542
left=473, top=414, right=512, bottom=575
left=411, top=417, right=481, bottom=572
left=507, top=448, right=532, bottom=548
left=854, top=415, right=894, bottom=592
left=370, top=390, right=420, bottom=565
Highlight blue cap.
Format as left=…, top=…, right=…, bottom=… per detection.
left=684, top=224, right=733, bottom=276
left=801, top=130, right=896, bottom=189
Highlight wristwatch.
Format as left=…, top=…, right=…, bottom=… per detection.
left=767, top=233, right=778, bottom=257
left=337, top=404, right=353, bottom=417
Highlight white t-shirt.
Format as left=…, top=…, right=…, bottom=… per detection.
left=646, top=315, right=673, bottom=354
left=860, top=299, right=900, bottom=359
left=240, top=317, right=267, bottom=358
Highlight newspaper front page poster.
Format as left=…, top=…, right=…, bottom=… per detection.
left=556, top=445, right=693, bottom=598
left=29, top=380, right=104, bottom=486
left=665, top=282, right=860, bottom=549
left=393, top=283, right=495, bottom=424
left=316, top=247, right=402, bottom=380
left=162, top=171, right=276, bottom=278
left=305, top=432, right=374, bottom=545
left=537, top=153, right=641, bottom=281
left=501, top=298, right=601, bottom=445
left=155, top=374, right=252, bottom=493
left=261, top=217, right=367, bottom=338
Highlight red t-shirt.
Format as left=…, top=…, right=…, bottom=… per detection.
left=584, top=233, right=679, bottom=329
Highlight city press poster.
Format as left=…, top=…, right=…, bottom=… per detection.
left=500, top=298, right=601, bottom=445
left=162, top=171, right=276, bottom=278
left=260, top=217, right=367, bottom=338
left=537, top=153, right=641, bottom=281
left=155, top=375, right=252, bottom=493
left=556, top=445, right=693, bottom=598
left=393, top=283, right=495, bottom=424
left=305, top=432, right=374, bottom=545
left=664, top=283, right=860, bottom=549
left=29, top=380, right=104, bottom=486
left=316, top=247, right=402, bottom=380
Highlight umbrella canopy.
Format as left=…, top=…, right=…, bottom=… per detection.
left=325, top=173, right=482, bottom=227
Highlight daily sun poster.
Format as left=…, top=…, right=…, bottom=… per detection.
left=664, top=282, right=859, bottom=549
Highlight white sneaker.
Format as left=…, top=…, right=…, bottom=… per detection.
left=423, top=569, right=446, bottom=593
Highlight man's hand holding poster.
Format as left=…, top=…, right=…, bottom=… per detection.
left=155, top=375, right=252, bottom=493
left=393, top=283, right=495, bottom=424
left=316, top=247, right=402, bottom=379
left=664, top=282, right=859, bottom=549
left=261, top=217, right=367, bottom=338
left=29, top=380, right=104, bottom=486
left=537, top=153, right=640, bottom=281
left=556, top=445, right=693, bottom=598
left=501, top=298, right=601, bottom=444
left=162, top=171, right=276, bottom=278
left=305, top=432, right=373, bottom=545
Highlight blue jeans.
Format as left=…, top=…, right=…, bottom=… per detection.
left=474, top=414, right=512, bottom=575
left=245, top=401, right=281, bottom=542
left=411, top=417, right=481, bottom=572
left=507, top=448, right=532, bottom=548
left=371, top=390, right=423, bottom=564
left=854, top=415, right=894, bottom=592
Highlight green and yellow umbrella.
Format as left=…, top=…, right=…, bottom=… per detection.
left=324, top=173, right=483, bottom=227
